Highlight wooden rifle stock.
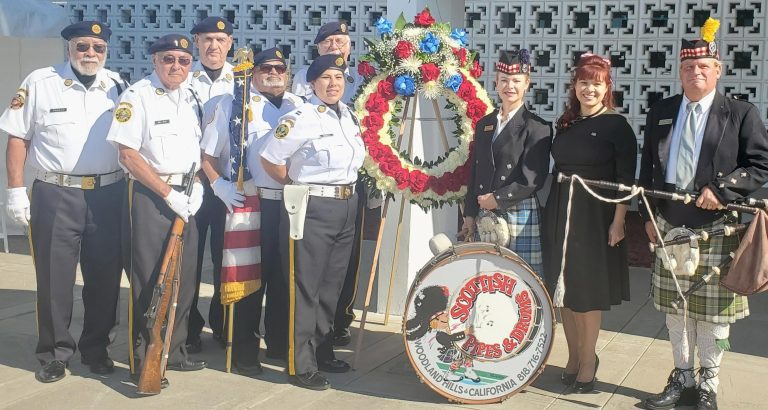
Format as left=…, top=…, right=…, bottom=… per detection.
left=137, top=164, right=196, bottom=395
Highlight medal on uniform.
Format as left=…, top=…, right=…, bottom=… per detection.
left=64, top=79, right=73, bottom=87
left=317, top=105, right=327, bottom=113
left=155, top=88, right=165, bottom=95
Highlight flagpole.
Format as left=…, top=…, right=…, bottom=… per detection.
left=225, top=303, right=234, bottom=373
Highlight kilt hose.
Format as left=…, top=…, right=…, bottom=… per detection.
left=652, top=213, right=747, bottom=323
left=124, top=180, right=198, bottom=370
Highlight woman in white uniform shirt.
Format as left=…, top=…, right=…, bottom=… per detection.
left=261, top=54, right=365, bottom=391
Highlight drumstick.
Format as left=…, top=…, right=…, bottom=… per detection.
left=670, top=253, right=734, bottom=311
left=648, top=224, right=747, bottom=252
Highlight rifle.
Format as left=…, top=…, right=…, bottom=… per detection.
left=137, top=164, right=196, bottom=395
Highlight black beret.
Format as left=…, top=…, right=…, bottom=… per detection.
left=149, top=34, right=193, bottom=55
left=314, top=22, right=349, bottom=44
left=190, top=16, right=233, bottom=35
left=306, top=54, right=347, bottom=82
left=680, top=38, right=719, bottom=61
left=253, top=47, right=286, bottom=66
left=496, top=49, right=532, bottom=75
left=61, top=21, right=111, bottom=42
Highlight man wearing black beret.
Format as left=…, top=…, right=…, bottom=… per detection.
left=0, top=20, right=128, bottom=383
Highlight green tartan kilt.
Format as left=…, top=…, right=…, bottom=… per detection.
left=652, top=214, right=749, bottom=323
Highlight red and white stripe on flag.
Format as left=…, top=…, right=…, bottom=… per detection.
left=221, top=193, right=262, bottom=284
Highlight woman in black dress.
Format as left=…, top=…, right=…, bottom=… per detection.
left=542, top=54, right=637, bottom=393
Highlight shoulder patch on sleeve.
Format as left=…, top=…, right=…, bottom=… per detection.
left=114, top=106, right=132, bottom=123
left=9, top=88, right=27, bottom=110
left=274, top=122, right=291, bottom=139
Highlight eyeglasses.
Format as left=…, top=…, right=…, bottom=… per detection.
left=258, top=64, right=287, bottom=74
left=319, top=38, right=349, bottom=48
left=160, top=54, right=192, bottom=67
left=74, top=43, right=107, bottom=54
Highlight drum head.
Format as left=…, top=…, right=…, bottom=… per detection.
left=402, top=243, right=555, bottom=404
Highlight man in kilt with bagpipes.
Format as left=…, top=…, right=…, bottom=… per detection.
left=638, top=18, right=768, bottom=410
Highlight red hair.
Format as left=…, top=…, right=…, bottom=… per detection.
left=556, top=54, right=615, bottom=130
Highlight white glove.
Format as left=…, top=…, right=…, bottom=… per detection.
left=188, top=182, right=205, bottom=215
left=211, top=177, right=245, bottom=213
left=6, top=187, right=31, bottom=227
left=165, top=189, right=192, bottom=222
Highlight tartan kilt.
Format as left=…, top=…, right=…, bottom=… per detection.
left=502, top=196, right=543, bottom=277
left=652, top=213, right=748, bottom=323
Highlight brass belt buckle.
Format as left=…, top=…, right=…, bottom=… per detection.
left=338, top=185, right=351, bottom=199
left=81, top=176, right=96, bottom=190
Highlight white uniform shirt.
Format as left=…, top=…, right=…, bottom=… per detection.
left=186, top=61, right=234, bottom=104
left=201, top=89, right=303, bottom=189
left=0, top=63, right=126, bottom=175
left=261, top=95, right=365, bottom=185
left=664, top=89, right=717, bottom=185
left=106, top=72, right=202, bottom=176
left=292, top=67, right=362, bottom=105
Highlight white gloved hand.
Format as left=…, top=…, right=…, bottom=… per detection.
left=6, top=187, right=31, bottom=227
left=188, top=182, right=205, bottom=215
left=211, top=177, right=245, bottom=213
left=165, top=189, right=192, bottom=222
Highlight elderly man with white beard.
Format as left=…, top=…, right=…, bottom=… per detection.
left=0, top=21, right=129, bottom=383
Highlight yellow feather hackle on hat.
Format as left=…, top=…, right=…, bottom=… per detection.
left=701, top=17, right=720, bottom=43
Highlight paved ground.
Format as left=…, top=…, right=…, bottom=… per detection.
left=0, top=236, right=767, bottom=409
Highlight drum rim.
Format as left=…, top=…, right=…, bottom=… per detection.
left=401, top=242, right=557, bottom=404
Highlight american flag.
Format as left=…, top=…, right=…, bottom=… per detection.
left=220, top=62, right=261, bottom=305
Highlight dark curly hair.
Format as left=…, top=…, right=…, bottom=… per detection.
left=405, top=285, right=449, bottom=341
left=556, top=54, right=615, bottom=130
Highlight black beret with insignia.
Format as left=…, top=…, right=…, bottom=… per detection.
left=314, top=22, right=349, bottom=44
left=190, top=16, right=233, bottom=35
left=306, top=54, right=347, bottom=82
left=253, top=47, right=286, bottom=66
left=495, top=49, right=531, bottom=75
left=149, top=34, right=193, bottom=55
left=61, top=21, right=112, bottom=42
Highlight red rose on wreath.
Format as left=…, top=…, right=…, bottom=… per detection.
left=457, top=80, right=476, bottom=101
left=377, top=78, right=397, bottom=100
left=429, top=176, right=448, bottom=195
left=409, top=171, right=429, bottom=193
left=470, top=60, right=483, bottom=78
left=380, top=156, right=402, bottom=176
left=365, top=94, right=389, bottom=114
left=394, top=168, right=410, bottom=190
left=394, top=41, right=415, bottom=59
left=414, top=9, right=436, bottom=27
left=466, top=100, right=487, bottom=122
left=362, top=129, right=378, bottom=144
left=453, top=47, right=468, bottom=66
left=419, top=63, right=440, bottom=82
left=362, top=113, right=384, bottom=131
left=357, top=61, right=376, bottom=78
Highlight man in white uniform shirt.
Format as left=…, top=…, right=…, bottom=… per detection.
left=185, top=16, right=236, bottom=354
left=1, top=21, right=128, bottom=383
left=106, top=34, right=207, bottom=386
left=200, top=47, right=302, bottom=374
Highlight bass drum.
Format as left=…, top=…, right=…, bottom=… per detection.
left=402, top=242, right=555, bottom=404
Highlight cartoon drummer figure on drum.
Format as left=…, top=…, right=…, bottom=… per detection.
left=405, top=285, right=479, bottom=383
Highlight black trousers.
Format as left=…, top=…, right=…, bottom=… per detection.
left=334, top=179, right=367, bottom=331
left=251, top=198, right=288, bottom=355
left=188, top=184, right=225, bottom=341
left=282, top=194, right=357, bottom=375
left=124, top=180, right=198, bottom=366
left=30, top=180, right=123, bottom=364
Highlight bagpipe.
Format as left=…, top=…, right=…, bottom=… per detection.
left=557, top=173, right=768, bottom=309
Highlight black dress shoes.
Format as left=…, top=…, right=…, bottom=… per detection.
left=571, top=355, right=599, bottom=393
left=166, top=358, right=207, bottom=372
left=333, top=328, right=352, bottom=347
left=698, top=389, right=718, bottom=410
left=36, top=360, right=67, bottom=383
left=185, top=337, right=203, bottom=354
left=130, top=372, right=169, bottom=389
left=644, top=368, right=698, bottom=410
left=233, top=353, right=263, bottom=376
left=318, top=359, right=351, bottom=373
left=561, top=371, right=577, bottom=386
left=290, top=371, right=330, bottom=391
left=81, top=357, right=115, bottom=375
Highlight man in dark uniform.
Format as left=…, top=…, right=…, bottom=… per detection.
left=186, top=16, right=235, bottom=353
left=107, top=34, right=208, bottom=386
left=1, top=21, right=127, bottom=383
left=639, top=18, right=768, bottom=410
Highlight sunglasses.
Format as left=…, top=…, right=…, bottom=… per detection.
left=75, top=43, right=107, bottom=54
left=258, top=64, right=287, bottom=74
left=160, top=54, right=192, bottom=67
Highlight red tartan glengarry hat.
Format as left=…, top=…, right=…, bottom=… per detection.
left=680, top=17, right=720, bottom=61
left=495, top=49, right=531, bottom=75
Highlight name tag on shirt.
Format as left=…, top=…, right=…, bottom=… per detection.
left=49, top=108, right=67, bottom=113
left=154, top=119, right=170, bottom=125
left=319, top=133, right=333, bottom=138
left=484, top=125, right=495, bottom=132
left=658, top=119, right=673, bottom=125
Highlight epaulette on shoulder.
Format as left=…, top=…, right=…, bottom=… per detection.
left=24, top=66, right=57, bottom=84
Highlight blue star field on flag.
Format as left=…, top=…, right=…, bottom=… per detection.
left=229, top=68, right=252, bottom=182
